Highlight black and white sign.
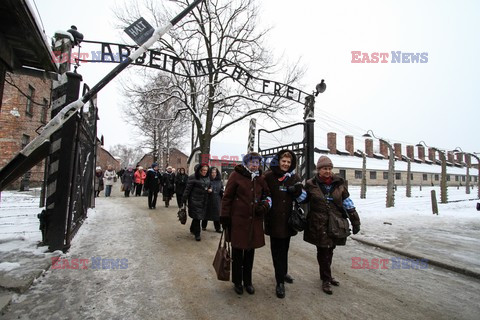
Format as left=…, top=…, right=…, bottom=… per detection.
left=124, top=17, right=155, bottom=45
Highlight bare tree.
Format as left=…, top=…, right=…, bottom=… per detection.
left=115, top=0, right=305, bottom=156
left=109, top=144, right=145, bottom=167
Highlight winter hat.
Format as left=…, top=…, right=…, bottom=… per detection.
left=138, top=166, right=143, bottom=170
left=317, top=155, right=333, bottom=169
left=242, top=152, right=262, bottom=166
left=96, top=166, right=102, bottom=171
left=152, top=163, right=159, bottom=168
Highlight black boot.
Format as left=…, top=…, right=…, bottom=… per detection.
left=276, top=283, right=285, bottom=298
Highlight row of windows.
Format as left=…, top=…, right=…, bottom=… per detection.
left=25, top=84, right=49, bottom=124
left=349, top=170, right=478, bottom=182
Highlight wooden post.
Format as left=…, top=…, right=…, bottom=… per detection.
left=431, top=190, right=439, bottom=215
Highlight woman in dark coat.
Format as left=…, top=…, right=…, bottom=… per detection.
left=220, top=152, right=271, bottom=295
left=304, top=155, right=361, bottom=295
left=121, top=165, right=135, bottom=197
left=182, top=164, right=211, bottom=241
left=264, top=150, right=304, bottom=298
left=202, top=167, right=223, bottom=233
left=162, top=166, right=175, bottom=207
left=145, top=163, right=161, bottom=209
left=174, top=168, right=188, bottom=207
left=94, top=167, right=104, bottom=197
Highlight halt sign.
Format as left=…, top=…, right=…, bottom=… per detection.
left=124, top=17, right=155, bottom=46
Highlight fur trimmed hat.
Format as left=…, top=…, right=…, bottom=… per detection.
left=242, top=152, right=262, bottom=166
left=316, top=155, right=333, bottom=169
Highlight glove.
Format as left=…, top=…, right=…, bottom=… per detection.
left=254, top=202, right=270, bottom=217
left=352, top=224, right=360, bottom=235
left=219, top=216, right=231, bottom=229
left=287, top=182, right=303, bottom=196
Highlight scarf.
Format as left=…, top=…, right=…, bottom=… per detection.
left=278, top=170, right=295, bottom=182
left=317, top=175, right=333, bottom=185
left=245, top=166, right=260, bottom=181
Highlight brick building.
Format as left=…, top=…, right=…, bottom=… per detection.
left=137, top=148, right=189, bottom=173
left=96, top=142, right=121, bottom=172
left=0, top=73, right=52, bottom=189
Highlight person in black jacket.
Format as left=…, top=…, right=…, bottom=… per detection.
left=264, top=150, right=304, bottom=298
left=175, top=168, right=188, bottom=207
left=162, top=166, right=176, bottom=207
left=182, top=164, right=211, bottom=241
left=145, top=163, right=161, bottom=209
left=202, top=167, right=224, bottom=233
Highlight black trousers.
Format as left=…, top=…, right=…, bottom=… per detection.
left=124, top=189, right=130, bottom=197
left=135, top=184, right=143, bottom=196
left=316, top=246, right=335, bottom=282
left=176, top=192, right=184, bottom=207
left=231, top=248, right=255, bottom=286
left=148, top=190, right=158, bottom=208
left=190, top=218, right=201, bottom=236
left=270, top=236, right=291, bottom=284
left=201, top=220, right=221, bottom=231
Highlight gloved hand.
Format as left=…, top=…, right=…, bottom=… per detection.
left=255, top=202, right=270, bottom=217
left=219, top=216, right=231, bottom=229
left=352, top=224, right=360, bottom=235
left=287, top=182, right=303, bottom=196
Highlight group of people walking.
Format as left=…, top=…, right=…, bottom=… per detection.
left=218, top=151, right=361, bottom=298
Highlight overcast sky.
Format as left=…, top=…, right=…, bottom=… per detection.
left=34, top=0, right=480, bottom=158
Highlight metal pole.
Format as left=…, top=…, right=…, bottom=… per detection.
left=304, top=95, right=315, bottom=181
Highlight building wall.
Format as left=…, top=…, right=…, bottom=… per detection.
left=137, top=149, right=189, bottom=173
left=0, top=73, right=52, bottom=189
left=96, top=144, right=121, bottom=172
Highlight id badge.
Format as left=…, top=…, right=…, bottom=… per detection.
left=279, top=185, right=287, bottom=192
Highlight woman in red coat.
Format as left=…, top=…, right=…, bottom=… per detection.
left=134, top=166, right=146, bottom=196
left=220, top=152, right=271, bottom=295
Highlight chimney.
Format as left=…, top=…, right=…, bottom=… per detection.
left=428, top=148, right=436, bottom=162
left=447, top=152, right=455, bottom=164
left=365, top=139, right=373, bottom=157
left=327, top=132, right=337, bottom=155
left=406, top=145, right=414, bottom=160
left=456, top=153, right=464, bottom=164
left=417, top=145, right=425, bottom=162
left=345, top=135, right=354, bottom=156
left=394, top=143, right=402, bottom=159
left=379, top=140, right=388, bottom=159
left=465, top=154, right=472, bottom=167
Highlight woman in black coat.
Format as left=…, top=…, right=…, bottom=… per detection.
left=182, top=164, right=211, bottom=241
left=174, top=168, right=188, bottom=207
left=202, top=167, right=224, bottom=233
left=162, top=166, right=175, bottom=207
left=264, top=150, right=304, bottom=299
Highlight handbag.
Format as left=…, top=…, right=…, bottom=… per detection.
left=212, top=229, right=231, bottom=281
left=327, top=210, right=351, bottom=239
left=177, top=207, right=187, bottom=225
left=288, top=201, right=307, bottom=232
left=120, top=184, right=125, bottom=191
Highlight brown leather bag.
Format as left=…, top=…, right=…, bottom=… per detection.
left=213, top=229, right=231, bottom=281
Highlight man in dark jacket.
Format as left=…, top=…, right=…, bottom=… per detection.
left=162, top=166, right=175, bottom=207
left=304, top=155, right=361, bottom=295
left=174, top=168, right=188, bottom=207
left=145, top=163, right=161, bottom=209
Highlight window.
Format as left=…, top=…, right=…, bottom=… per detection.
left=40, top=98, right=48, bottom=124
left=446, top=175, right=450, bottom=181
left=435, top=174, right=439, bottom=181
left=370, top=171, right=377, bottom=180
left=383, top=172, right=388, bottom=180
left=25, top=85, right=35, bottom=116
left=339, top=170, right=346, bottom=179
left=455, top=175, right=459, bottom=182
left=21, top=134, right=30, bottom=148
left=462, top=176, right=466, bottom=182
left=423, top=174, right=428, bottom=181
left=395, top=173, right=401, bottom=180
left=410, top=173, right=414, bottom=180
left=354, top=170, right=362, bottom=179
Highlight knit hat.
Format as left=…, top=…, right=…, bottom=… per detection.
left=317, top=156, right=333, bottom=169
left=242, top=152, right=262, bottom=166
left=95, top=166, right=102, bottom=171
left=152, top=163, right=159, bottom=168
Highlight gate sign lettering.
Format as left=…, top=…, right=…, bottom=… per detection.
left=124, top=17, right=155, bottom=46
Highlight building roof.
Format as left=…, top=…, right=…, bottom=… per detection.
left=0, top=0, right=58, bottom=73
left=321, top=153, right=478, bottom=176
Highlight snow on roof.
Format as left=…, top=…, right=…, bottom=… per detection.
left=325, top=153, right=478, bottom=175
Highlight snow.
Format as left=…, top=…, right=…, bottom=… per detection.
left=0, top=262, right=21, bottom=272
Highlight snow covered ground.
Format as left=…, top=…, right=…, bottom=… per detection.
left=0, top=184, right=479, bottom=293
